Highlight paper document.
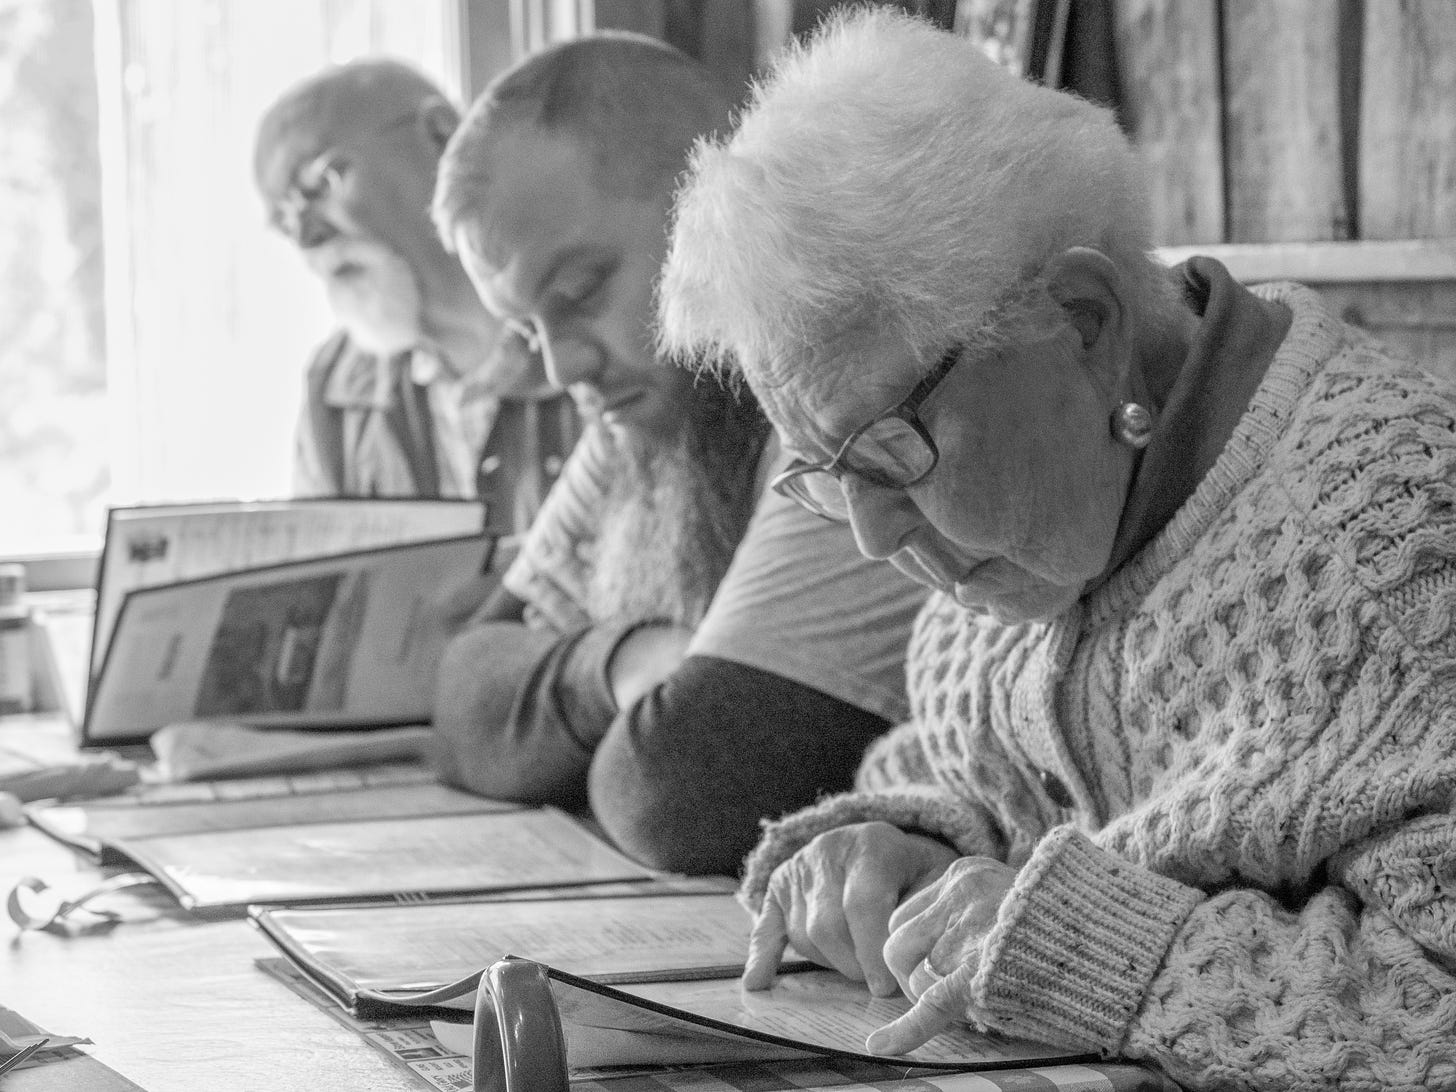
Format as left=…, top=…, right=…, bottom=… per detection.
left=111, top=806, right=651, bottom=914
left=256, top=955, right=1174, bottom=1092
left=255, top=891, right=767, bottom=1013
left=430, top=961, right=1087, bottom=1072
left=84, top=534, right=489, bottom=744
left=25, top=764, right=505, bottom=861
left=559, top=967, right=1079, bottom=1068
left=90, top=497, right=484, bottom=679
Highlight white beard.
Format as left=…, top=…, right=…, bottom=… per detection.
left=309, top=236, right=423, bottom=355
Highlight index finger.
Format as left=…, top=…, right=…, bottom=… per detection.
left=742, top=895, right=790, bottom=991
left=864, top=973, right=961, bottom=1056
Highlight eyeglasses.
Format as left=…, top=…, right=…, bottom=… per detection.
left=268, top=147, right=348, bottom=239
left=266, top=110, right=420, bottom=242
left=769, top=343, right=965, bottom=522
left=502, top=317, right=543, bottom=356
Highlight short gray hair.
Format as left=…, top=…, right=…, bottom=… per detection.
left=254, top=59, right=455, bottom=183
left=433, top=32, right=735, bottom=246
left=658, top=6, right=1171, bottom=388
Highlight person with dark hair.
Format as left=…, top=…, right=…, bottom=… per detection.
left=254, top=59, right=575, bottom=530
left=428, top=32, right=928, bottom=876
left=659, top=8, right=1456, bottom=1090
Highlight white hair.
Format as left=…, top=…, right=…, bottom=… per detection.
left=658, top=5, right=1175, bottom=388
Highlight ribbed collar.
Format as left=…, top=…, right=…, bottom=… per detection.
left=1081, top=262, right=1344, bottom=629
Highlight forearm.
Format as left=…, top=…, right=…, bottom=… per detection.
left=430, top=619, right=633, bottom=804
left=969, top=826, right=1456, bottom=1092
left=587, top=655, right=897, bottom=877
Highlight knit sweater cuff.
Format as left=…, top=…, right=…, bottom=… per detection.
left=738, top=788, right=1003, bottom=911
left=976, top=826, right=1203, bottom=1052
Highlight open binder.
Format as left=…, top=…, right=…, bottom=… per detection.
left=252, top=889, right=758, bottom=1017
left=266, top=891, right=1087, bottom=1076
left=251, top=891, right=1177, bottom=1091
left=437, top=957, right=1088, bottom=1086
left=31, top=784, right=651, bottom=916
left=25, top=763, right=498, bottom=861
left=122, top=806, right=650, bottom=915
left=88, top=497, right=486, bottom=685
left=83, top=533, right=495, bottom=746
left=247, top=891, right=1083, bottom=1071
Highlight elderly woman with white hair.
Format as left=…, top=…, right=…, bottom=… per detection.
left=658, top=8, right=1456, bottom=1092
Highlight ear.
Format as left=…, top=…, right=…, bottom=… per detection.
left=418, top=95, right=459, bottom=156
left=1042, top=246, right=1122, bottom=350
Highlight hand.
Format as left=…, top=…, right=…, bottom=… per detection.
left=743, top=822, right=958, bottom=997
left=606, top=623, right=692, bottom=709
left=866, top=855, right=1017, bottom=1055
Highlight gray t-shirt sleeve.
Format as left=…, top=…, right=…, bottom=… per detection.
left=687, top=473, right=929, bottom=724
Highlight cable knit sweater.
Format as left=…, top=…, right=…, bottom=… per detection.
left=741, top=280, right=1456, bottom=1092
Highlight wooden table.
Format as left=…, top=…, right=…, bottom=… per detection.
left=0, top=716, right=444, bottom=1092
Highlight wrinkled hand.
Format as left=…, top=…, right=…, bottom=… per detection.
left=743, top=822, right=959, bottom=997
left=866, top=855, right=1017, bottom=1055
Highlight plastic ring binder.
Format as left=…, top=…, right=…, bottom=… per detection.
left=472, top=957, right=569, bottom=1091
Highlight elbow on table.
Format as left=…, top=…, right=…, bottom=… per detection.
left=430, top=629, right=588, bottom=805
left=586, top=722, right=758, bottom=878
left=426, top=713, right=529, bottom=801
left=430, top=714, right=589, bottom=806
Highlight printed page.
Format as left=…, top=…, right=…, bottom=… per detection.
left=260, top=893, right=761, bottom=1004
left=113, top=807, right=651, bottom=912
left=91, top=498, right=484, bottom=677
left=26, top=768, right=513, bottom=859
left=258, top=956, right=1170, bottom=1092
left=84, top=535, right=487, bottom=744
left=546, top=969, right=1081, bottom=1069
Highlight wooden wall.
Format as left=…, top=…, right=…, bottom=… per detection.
left=1117, top=0, right=1455, bottom=247
left=1118, top=0, right=1456, bottom=381
left=1359, top=2, right=1456, bottom=239
left=583, top=0, right=1456, bottom=380
left=593, top=0, right=955, bottom=94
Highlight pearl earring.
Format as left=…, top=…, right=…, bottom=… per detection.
left=1110, top=402, right=1154, bottom=449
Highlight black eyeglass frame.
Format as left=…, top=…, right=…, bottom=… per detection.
left=769, top=342, right=966, bottom=520
left=267, top=110, right=421, bottom=240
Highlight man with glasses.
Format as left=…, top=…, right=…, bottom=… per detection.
left=428, top=33, right=929, bottom=876
left=253, top=59, right=576, bottom=531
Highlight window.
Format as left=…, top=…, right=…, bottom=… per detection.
left=1, top=0, right=733, bottom=574
left=0, top=0, right=106, bottom=554
left=0, top=0, right=465, bottom=559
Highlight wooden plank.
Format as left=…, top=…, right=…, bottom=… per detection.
left=1155, top=242, right=1456, bottom=388
left=1317, top=281, right=1456, bottom=331
left=1359, top=0, right=1456, bottom=239
left=1223, top=0, right=1346, bottom=242
left=460, top=0, right=516, bottom=97
left=594, top=0, right=667, bottom=37
left=1113, top=0, right=1223, bottom=245
left=1321, top=283, right=1456, bottom=385
left=751, top=0, right=792, bottom=68
left=697, top=0, right=756, bottom=89
left=1155, top=239, right=1456, bottom=283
